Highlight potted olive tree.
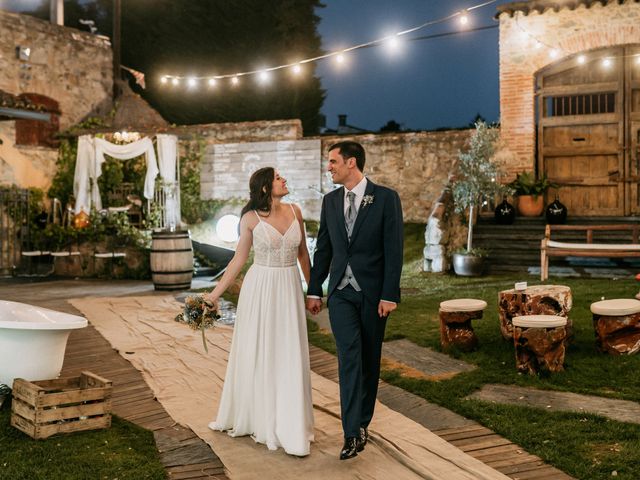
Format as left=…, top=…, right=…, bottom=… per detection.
left=451, top=122, right=511, bottom=276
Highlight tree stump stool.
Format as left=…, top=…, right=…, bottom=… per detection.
left=512, top=315, right=568, bottom=375
left=439, top=298, right=487, bottom=351
left=590, top=299, right=640, bottom=355
left=498, top=285, right=572, bottom=341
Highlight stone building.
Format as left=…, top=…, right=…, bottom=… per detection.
left=0, top=9, right=112, bottom=190
left=497, top=0, right=640, bottom=216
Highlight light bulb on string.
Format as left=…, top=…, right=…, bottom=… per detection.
left=187, top=77, right=197, bottom=88
left=291, top=64, right=302, bottom=74
left=335, top=53, right=346, bottom=65
left=602, top=57, right=612, bottom=68
left=549, top=49, right=559, bottom=59
left=231, top=75, right=240, bottom=86
left=160, top=76, right=168, bottom=84
left=208, top=78, right=217, bottom=87
left=577, top=54, right=586, bottom=65
left=171, top=77, right=179, bottom=86
left=459, top=10, right=469, bottom=26
left=258, top=70, right=270, bottom=83
left=635, top=55, right=640, bottom=65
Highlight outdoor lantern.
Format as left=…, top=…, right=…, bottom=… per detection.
left=216, top=214, right=240, bottom=242
left=494, top=197, right=516, bottom=225
left=15, top=45, right=31, bottom=61
left=546, top=196, right=568, bottom=224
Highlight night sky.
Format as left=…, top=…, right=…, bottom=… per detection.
left=2, top=0, right=515, bottom=132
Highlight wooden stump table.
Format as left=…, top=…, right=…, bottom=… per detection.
left=439, top=298, right=487, bottom=351
left=498, top=285, right=572, bottom=340
left=512, top=315, right=568, bottom=375
left=590, top=299, right=640, bottom=355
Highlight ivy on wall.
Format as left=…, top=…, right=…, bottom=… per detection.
left=179, top=137, right=227, bottom=225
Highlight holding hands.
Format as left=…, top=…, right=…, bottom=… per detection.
left=306, top=297, right=323, bottom=315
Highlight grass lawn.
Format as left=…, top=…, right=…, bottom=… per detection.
left=308, top=223, right=640, bottom=480
left=0, top=408, right=166, bottom=479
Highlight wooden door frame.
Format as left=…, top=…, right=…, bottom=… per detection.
left=536, top=46, right=626, bottom=216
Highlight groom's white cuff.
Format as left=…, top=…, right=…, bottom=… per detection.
left=307, top=294, right=396, bottom=306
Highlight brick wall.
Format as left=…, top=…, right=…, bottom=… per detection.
left=498, top=2, right=640, bottom=175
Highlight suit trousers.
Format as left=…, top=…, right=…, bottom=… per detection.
left=328, top=285, right=387, bottom=438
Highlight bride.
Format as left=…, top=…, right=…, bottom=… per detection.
left=205, top=167, right=315, bottom=456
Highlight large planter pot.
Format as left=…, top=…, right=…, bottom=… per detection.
left=452, top=253, right=485, bottom=276
left=517, top=195, right=545, bottom=217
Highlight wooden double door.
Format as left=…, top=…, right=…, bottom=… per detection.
left=537, top=45, right=640, bottom=216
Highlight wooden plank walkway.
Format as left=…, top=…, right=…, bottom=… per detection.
left=61, top=324, right=229, bottom=480
left=308, top=345, right=575, bottom=480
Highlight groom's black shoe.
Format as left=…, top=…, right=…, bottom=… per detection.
left=339, top=437, right=359, bottom=460
left=357, top=427, right=368, bottom=452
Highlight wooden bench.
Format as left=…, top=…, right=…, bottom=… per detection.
left=540, top=224, right=640, bottom=280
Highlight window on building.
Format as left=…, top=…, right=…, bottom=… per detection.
left=544, top=92, right=615, bottom=117
left=15, top=93, right=60, bottom=147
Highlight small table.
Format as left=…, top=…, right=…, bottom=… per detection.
left=439, top=298, right=487, bottom=351
left=512, top=315, right=568, bottom=374
left=590, top=299, right=640, bottom=355
left=498, top=285, right=572, bottom=340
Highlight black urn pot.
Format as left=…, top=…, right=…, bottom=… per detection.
left=494, top=198, right=516, bottom=225
left=546, top=197, right=568, bottom=224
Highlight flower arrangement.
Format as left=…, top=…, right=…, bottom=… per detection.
left=175, top=295, right=219, bottom=352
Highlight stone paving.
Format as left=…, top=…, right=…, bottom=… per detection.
left=467, top=384, right=640, bottom=425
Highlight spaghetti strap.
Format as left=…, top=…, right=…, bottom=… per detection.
left=253, top=210, right=262, bottom=222
left=289, top=204, right=297, bottom=221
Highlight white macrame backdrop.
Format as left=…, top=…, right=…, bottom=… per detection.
left=73, top=134, right=178, bottom=222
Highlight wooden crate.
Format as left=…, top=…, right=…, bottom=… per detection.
left=10, top=371, right=112, bottom=439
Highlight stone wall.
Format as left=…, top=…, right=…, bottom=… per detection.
left=317, top=130, right=472, bottom=223
left=197, top=127, right=471, bottom=224
left=0, top=10, right=113, bottom=130
left=0, top=10, right=112, bottom=190
left=498, top=2, right=640, bottom=175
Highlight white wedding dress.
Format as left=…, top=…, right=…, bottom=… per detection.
left=209, top=207, right=314, bottom=456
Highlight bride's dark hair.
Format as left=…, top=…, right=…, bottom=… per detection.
left=240, top=167, right=275, bottom=218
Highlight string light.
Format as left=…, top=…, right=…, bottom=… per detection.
left=258, top=70, right=270, bottom=83
left=208, top=78, right=217, bottom=87
left=156, top=0, right=498, bottom=87
left=577, top=54, right=586, bottom=65
left=602, top=57, right=613, bottom=68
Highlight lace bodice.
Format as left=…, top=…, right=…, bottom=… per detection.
left=252, top=211, right=301, bottom=267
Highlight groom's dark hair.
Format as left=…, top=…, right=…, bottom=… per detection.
left=329, top=141, right=365, bottom=172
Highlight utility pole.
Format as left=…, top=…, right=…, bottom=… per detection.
left=113, top=0, right=122, bottom=99
left=50, top=0, right=63, bottom=25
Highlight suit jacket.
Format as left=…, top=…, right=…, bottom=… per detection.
left=308, top=179, right=403, bottom=305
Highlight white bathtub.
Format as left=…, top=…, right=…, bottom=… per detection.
left=0, top=300, right=87, bottom=387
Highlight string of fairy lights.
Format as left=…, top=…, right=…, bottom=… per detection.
left=514, top=13, right=640, bottom=68
left=157, top=0, right=499, bottom=90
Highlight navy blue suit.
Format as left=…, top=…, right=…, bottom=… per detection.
left=308, top=179, right=403, bottom=437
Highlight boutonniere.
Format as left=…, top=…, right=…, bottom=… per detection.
left=361, top=195, right=375, bottom=207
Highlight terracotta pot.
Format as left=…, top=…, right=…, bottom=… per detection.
left=517, top=195, right=544, bottom=217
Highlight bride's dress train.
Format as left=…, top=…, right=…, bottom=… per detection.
left=209, top=208, right=314, bottom=456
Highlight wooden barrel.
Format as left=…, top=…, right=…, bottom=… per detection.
left=150, top=231, right=194, bottom=291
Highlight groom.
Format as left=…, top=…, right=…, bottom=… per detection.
left=307, top=141, right=403, bottom=460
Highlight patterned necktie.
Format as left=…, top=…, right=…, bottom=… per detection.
left=346, top=191, right=357, bottom=236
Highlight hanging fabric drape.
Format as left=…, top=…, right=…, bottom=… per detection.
left=73, top=135, right=95, bottom=214
left=73, top=136, right=160, bottom=214
left=156, top=134, right=181, bottom=229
